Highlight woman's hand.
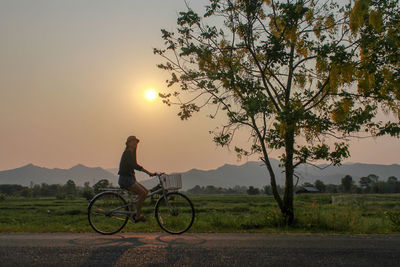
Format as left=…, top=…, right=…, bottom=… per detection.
left=143, top=169, right=156, bottom=177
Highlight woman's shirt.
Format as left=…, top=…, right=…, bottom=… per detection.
left=118, top=149, right=144, bottom=177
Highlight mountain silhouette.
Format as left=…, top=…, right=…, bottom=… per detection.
left=123, top=160, right=400, bottom=190
left=0, top=164, right=117, bottom=186
left=1, top=160, right=399, bottom=189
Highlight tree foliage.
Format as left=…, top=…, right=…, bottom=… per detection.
left=247, top=185, right=261, bottom=194
left=0, top=181, right=94, bottom=199
left=314, top=179, right=326, bottom=192
left=93, top=179, right=110, bottom=194
left=64, top=180, right=77, bottom=196
left=155, top=0, right=400, bottom=223
left=341, top=174, right=354, bottom=192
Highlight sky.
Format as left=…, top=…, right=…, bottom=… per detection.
left=0, top=0, right=400, bottom=173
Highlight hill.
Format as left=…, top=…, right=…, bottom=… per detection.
left=121, top=160, right=400, bottom=190
left=1, top=161, right=399, bottom=190
left=0, top=164, right=117, bottom=186
left=174, top=160, right=400, bottom=190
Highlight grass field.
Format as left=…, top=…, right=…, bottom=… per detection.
left=0, top=193, right=399, bottom=234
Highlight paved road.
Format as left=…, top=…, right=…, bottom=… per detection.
left=0, top=233, right=399, bottom=266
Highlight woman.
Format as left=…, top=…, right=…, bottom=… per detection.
left=118, top=135, right=155, bottom=222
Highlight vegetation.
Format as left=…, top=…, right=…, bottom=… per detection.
left=1, top=174, right=399, bottom=234
left=0, top=180, right=107, bottom=200
left=186, top=174, right=400, bottom=194
left=0, top=194, right=399, bottom=233
left=188, top=185, right=249, bottom=194
left=1, top=172, right=398, bottom=199
left=155, top=0, right=400, bottom=224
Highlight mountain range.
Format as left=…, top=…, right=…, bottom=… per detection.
left=1, top=160, right=400, bottom=190
left=0, top=164, right=117, bottom=187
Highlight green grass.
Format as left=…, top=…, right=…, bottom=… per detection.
left=0, top=193, right=399, bottom=234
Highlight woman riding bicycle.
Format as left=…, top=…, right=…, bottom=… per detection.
left=118, top=135, right=155, bottom=222
left=88, top=136, right=194, bottom=234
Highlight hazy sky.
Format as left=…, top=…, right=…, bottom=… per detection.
left=1, top=0, right=399, bottom=173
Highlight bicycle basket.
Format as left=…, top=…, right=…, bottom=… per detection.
left=161, top=174, right=182, bottom=190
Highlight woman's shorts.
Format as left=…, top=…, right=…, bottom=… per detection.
left=118, top=175, right=135, bottom=189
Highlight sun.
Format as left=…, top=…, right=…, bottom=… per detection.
left=145, top=89, right=157, bottom=101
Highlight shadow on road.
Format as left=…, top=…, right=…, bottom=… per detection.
left=155, top=234, right=206, bottom=246
left=2, top=233, right=400, bottom=266
left=68, top=233, right=207, bottom=266
left=70, top=235, right=146, bottom=266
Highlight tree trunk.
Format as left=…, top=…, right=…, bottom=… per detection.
left=251, top=117, right=284, bottom=212
left=263, top=156, right=283, bottom=211
left=282, top=125, right=295, bottom=225
left=251, top=116, right=296, bottom=224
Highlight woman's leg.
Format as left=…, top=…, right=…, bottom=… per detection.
left=127, top=183, right=147, bottom=220
left=135, top=182, right=149, bottom=196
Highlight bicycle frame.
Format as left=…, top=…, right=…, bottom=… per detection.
left=98, top=174, right=175, bottom=217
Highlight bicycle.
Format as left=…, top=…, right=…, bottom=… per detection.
left=87, top=173, right=195, bottom=235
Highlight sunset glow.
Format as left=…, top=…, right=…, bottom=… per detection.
left=0, top=0, right=399, bottom=174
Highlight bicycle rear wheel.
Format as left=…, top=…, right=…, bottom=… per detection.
left=88, top=192, right=129, bottom=235
left=155, top=192, right=195, bottom=234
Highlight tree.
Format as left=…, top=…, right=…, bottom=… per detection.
left=361, top=174, right=379, bottom=192
left=387, top=176, right=400, bottom=193
left=247, top=186, right=260, bottom=195
left=388, top=176, right=398, bottom=183
left=156, top=0, right=400, bottom=224
left=233, top=185, right=249, bottom=194
left=187, top=185, right=203, bottom=194
left=32, top=184, right=41, bottom=197
left=20, top=187, right=32, bottom=198
left=264, top=185, right=272, bottom=195
left=314, top=180, right=326, bottom=192
left=0, top=184, right=24, bottom=195
left=63, top=180, right=77, bottom=196
left=82, top=182, right=94, bottom=201
left=367, top=174, right=379, bottom=183
left=325, top=184, right=338, bottom=193
left=359, top=176, right=372, bottom=191
left=93, top=179, right=110, bottom=194
left=302, top=182, right=313, bottom=187
left=341, top=175, right=354, bottom=193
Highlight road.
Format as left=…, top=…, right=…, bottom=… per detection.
left=0, top=233, right=399, bottom=266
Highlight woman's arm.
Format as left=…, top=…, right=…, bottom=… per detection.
left=141, top=168, right=155, bottom=176
left=128, top=150, right=155, bottom=176
left=132, top=168, right=154, bottom=178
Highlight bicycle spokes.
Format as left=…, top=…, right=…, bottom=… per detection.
left=88, top=192, right=129, bottom=235
left=155, top=192, right=195, bottom=234
left=88, top=187, right=195, bottom=235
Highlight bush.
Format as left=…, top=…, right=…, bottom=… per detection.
left=385, top=211, right=400, bottom=231
left=0, top=193, right=6, bottom=201
left=93, top=179, right=110, bottom=194
left=66, top=194, right=75, bottom=200
left=247, top=186, right=260, bottom=195
left=82, top=189, right=94, bottom=201
left=20, top=188, right=32, bottom=198
left=265, top=208, right=285, bottom=227
left=56, top=193, right=66, bottom=200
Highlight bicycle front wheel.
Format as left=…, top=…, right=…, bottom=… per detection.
left=155, top=192, right=195, bottom=234
left=88, top=192, right=129, bottom=235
